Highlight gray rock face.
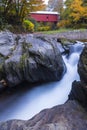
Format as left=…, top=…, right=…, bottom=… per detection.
left=78, top=44, right=87, bottom=84
left=0, top=31, right=15, bottom=57
left=69, top=81, right=87, bottom=109
left=0, top=32, right=87, bottom=130
left=0, top=83, right=5, bottom=90
left=0, top=101, right=87, bottom=130
left=0, top=31, right=66, bottom=87
left=25, top=101, right=87, bottom=130
left=69, top=45, right=87, bottom=109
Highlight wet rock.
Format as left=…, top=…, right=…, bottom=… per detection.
left=0, top=120, right=26, bottom=130
left=0, top=31, right=66, bottom=87
left=78, top=44, right=87, bottom=84
left=69, top=81, right=87, bottom=109
left=0, top=101, right=87, bottom=130
left=0, top=32, right=87, bottom=130
left=69, top=45, right=87, bottom=109
left=57, top=37, right=75, bottom=45
left=0, top=31, right=16, bottom=57
left=0, top=82, right=5, bottom=91
left=56, top=38, right=80, bottom=55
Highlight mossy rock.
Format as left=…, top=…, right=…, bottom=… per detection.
left=57, top=37, right=75, bottom=45
left=19, top=53, right=28, bottom=70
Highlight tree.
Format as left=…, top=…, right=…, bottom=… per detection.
left=27, top=0, right=46, bottom=12
left=83, top=0, right=87, bottom=6
left=47, top=0, right=63, bottom=13
left=60, top=0, right=87, bottom=28
left=69, top=0, right=87, bottom=23
left=62, top=0, right=73, bottom=20
left=54, top=0, right=63, bottom=14
left=0, top=0, right=46, bottom=25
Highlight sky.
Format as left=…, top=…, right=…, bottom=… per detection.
left=44, top=0, right=49, bottom=4
left=44, top=0, right=66, bottom=4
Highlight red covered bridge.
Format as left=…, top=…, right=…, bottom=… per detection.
left=30, top=11, right=60, bottom=23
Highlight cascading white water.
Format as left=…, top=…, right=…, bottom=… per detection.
left=0, top=42, right=84, bottom=122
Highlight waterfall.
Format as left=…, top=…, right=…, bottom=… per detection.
left=0, top=42, right=84, bottom=121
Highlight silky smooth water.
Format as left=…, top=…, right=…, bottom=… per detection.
left=0, top=42, right=84, bottom=121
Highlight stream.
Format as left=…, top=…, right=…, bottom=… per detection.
left=0, top=42, right=84, bottom=122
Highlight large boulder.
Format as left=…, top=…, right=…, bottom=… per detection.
left=0, top=101, right=87, bottom=130
left=0, top=31, right=66, bottom=87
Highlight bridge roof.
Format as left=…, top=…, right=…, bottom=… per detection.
left=31, top=11, right=59, bottom=15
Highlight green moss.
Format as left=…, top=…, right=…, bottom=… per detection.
left=28, top=43, right=32, bottom=48
left=0, top=54, right=5, bottom=75
left=0, top=64, right=3, bottom=73
left=19, top=42, right=32, bottom=69
left=22, top=42, right=32, bottom=54
left=0, top=62, right=4, bottom=79
left=10, top=46, right=16, bottom=51
left=57, top=37, right=75, bottom=45
left=21, top=53, right=27, bottom=61
left=20, top=53, right=28, bottom=69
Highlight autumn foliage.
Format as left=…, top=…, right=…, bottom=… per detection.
left=0, top=0, right=46, bottom=31
left=23, top=20, right=34, bottom=32
left=69, top=0, right=87, bottom=22
left=59, top=0, right=87, bottom=28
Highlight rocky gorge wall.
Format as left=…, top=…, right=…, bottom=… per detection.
left=0, top=31, right=87, bottom=130
left=69, top=44, right=87, bottom=110
left=0, top=101, right=87, bottom=130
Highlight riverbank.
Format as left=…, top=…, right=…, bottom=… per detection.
left=0, top=31, right=87, bottom=130
left=34, top=29, right=87, bottom=41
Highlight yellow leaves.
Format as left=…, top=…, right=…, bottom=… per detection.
left=23, top=20, right=34, bottom=32
left=62, top=0, right=87, bottom=27
left=69, top=0, right=87, bottom=22
left=57, top=20, right=70, bottom=28
left=70, top=13, right=80, bottom=21
left=83, top=6, right=87, bottom=18
left=28, top=0, right=46, bottom=12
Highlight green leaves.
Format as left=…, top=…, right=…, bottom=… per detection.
left=0, top=0, right=46, bottom=27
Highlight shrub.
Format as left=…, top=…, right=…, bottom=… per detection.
left=28, top=18, right=39, bottom=31
left=73, top=23, right=87, bottom=29
left=37, top=26, right=50, bottom=31
left=57, top=20, right=71, bottom=28
left=23, top=20, right=34, bottom=32
left=0, top=16, right=8, bottom=30
left=46, top=22, right=57, bottom=30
